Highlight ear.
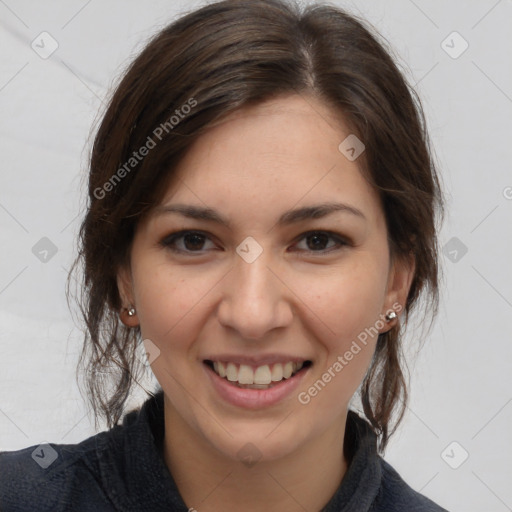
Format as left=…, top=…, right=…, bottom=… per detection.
left=117, top=264, right=139, bottom=328
left=381, top=252, right=415, bottom=330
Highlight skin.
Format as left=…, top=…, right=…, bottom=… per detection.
left=118, top=94, right=414, bottom=511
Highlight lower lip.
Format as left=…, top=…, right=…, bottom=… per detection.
left=203, top=363, right=310, bottom=409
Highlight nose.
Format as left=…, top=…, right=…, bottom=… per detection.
left=217, top=248, right=293, bottom=340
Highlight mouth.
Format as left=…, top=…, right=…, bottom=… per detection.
left=203, top=359, right=313, bottom=390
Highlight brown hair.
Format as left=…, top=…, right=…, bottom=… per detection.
left=70, top=0, right=443, bottom=452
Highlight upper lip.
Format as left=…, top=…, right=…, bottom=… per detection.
left=203, top=354, right=312, bottom=366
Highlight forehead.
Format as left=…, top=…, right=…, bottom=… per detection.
left=154, top=94, right=383, bottom=227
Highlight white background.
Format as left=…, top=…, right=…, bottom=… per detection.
left=1, top=1, right=511, bottom=511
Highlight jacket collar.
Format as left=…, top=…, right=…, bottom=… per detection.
left=98, top=390, right=381, bottom=511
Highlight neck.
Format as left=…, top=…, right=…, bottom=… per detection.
left=162, top=398, right=349, bottom=512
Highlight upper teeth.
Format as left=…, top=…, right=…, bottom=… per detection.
left=212, top=361, right=304, bottom=385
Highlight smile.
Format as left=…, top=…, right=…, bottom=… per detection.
left=204, top=358, right=312, bottom=391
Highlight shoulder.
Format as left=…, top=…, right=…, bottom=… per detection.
left=324, top=411, right=449, bottom=512
left=0, top=429, right=119, bottom=512
left=373, top=458, right=449, bottom=512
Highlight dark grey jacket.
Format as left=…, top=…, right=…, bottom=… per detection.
left=0, top=391, right=448, bottom=511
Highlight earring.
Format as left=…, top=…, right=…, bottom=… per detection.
left=385, top=311, right=397, bottom=322
left=127, top=306, right=136, bottom=317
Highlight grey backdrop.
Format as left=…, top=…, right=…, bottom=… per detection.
left=1, top=1, right=511, bottom=511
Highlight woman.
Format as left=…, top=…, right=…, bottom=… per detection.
left=0, top=0, right=448, bottom=510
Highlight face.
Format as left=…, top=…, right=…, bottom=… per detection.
left=118, top=94, right=412, bottom=463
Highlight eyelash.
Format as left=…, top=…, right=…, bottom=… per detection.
left=159, top=230, right=350, bottom=256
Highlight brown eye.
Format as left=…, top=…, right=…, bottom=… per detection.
left=160, top=230, right=216, bottom=253
left=292, top=231, right=349, bottom=253
left=181, top=233, right=206, bottom=251
left=306, top=233, right=330, bottom=250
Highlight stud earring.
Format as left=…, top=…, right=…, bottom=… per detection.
left=385, top=311, right=397, bottom=322
left=127, top=306, right=136, bottom=317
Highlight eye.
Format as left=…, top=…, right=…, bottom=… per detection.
left=291, top=231, right=349, bottom=253
left=160, top=230, right=217, bottom=254
left=160, top=229, right=349, bottom=255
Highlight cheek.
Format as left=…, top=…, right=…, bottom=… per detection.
left=292, top=261, right=388, bottom=413
left=295, top=257, right=388, bottom=343
left=131, top=261, right=205, bottom=349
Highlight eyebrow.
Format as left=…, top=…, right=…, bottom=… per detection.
left=153, top=202, right=366, bottom=228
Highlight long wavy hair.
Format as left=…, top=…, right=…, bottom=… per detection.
left=69, top=0, right=444, bottom=452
